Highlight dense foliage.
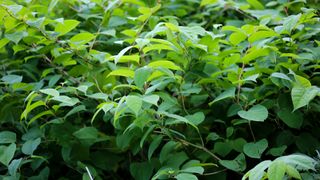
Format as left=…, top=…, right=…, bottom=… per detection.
left=0, top=0, right=320, bottom=179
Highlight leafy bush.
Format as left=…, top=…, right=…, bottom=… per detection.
left=0, top=0, right=320, bottom=179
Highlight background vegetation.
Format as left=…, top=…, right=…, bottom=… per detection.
left=0, top=0, right=320, bottom=179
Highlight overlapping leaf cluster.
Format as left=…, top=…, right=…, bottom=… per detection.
left=0, top=0, right=320, bottom=179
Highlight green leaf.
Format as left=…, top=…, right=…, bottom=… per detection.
left=143, top=44, right=174, bottom=53
left=267, top=160, right=286, bottom=180
left=39, top=88, right=59, bottom=97
left=0, top=38, right=10, bottom=49
left=159, top=141, right=177, bottom=163
left=1, top=75, right=22, bottom=84
left=114, top=46, right=134, bottom=64
left=248, top=31, right=278, bottom=43
left=291, top=85, right=319, bottom=111
left=242, top=48, right=269, bottom=63
left=209, top=87, right=236, bottom=105
left=243, top=160, right=272, bottom=180
left=229, top=32, right=247, bottom=46
left=200, top=0, right=218, bottom=6
left=282, top=14, right=301, bottom=34
left=0, top=143, right=16, bottom=166
left=8, top=158, right=22, bottom=176
left=22, top=138, right=41, bottom=155
left=55, top=20, right=80, bottom=36
left=243, top=139, right=268, bottom=158
left=175, top=173, right=197, bottom=180
left=69, top=32, right=95, bottom=45
left=26, top=17, right=45, bottom=28
left=108, top=69, right=135, bottom=78
left=126, top=95, right=142, bottom=116
left=238, top=104, right=268, bottom=122
left=48, top=0, right=59, bottom=13
left=286, top=165, right=301, bottom=180
left=5, top=31, right=28, bottom=44
left=73, top=127, right=99, bottom=140
left=148, top=60, right=182, bottom=71
left=219, top=153, right=246, bottom=172
left=148, top=135, right=163, bottom=160
left=51, top=96, right=79, bottom=106
left=185, top=112, right=205, bottom=125
left=134, top=67, right=152, bottom=88
left=130, top=162, right=153, bottom=180
left=247, top=0, right=264, bottom=10
left=5, top=5, right=23, bottom=15
left=0, top=131, right=16, bottom=144
left=142, top=95, right=160, bottom=105
left=277, top=108, right=303, bottom=129
left=181, top=160, right=204, bottom=174
left=276, top=154, right=316, bottom=171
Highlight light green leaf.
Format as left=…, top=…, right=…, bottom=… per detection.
left=270, top=73, right=292, bottom=81
left=282, top=14, right=301, bottom=34
left=200, top=0, right=218, bottom=6
left=148, top=60, right=182, bottom=70
left=0, top=131, right=16, bottom=144
left=267, top=160, right=286, bottom=180
left=230, top=32, right=247, bottom=46
left=8, top=158, right=22, bottom=176
left=5, top=31, right=28, bottom=44
left=1, top=75, right=22, bottom=84
left=55, top=20, right=80, bottom=36
left=51, top=96, right=79, bottom=106
left=114, top=46, right=134, bottom=64
left=247, top=0, right=264, bottom=10
left=22, top=138, right=41, bottom=155
left=48, top=0, right=59, bottom=13
left=142, top=95, right=160, bottom=105
left=181, top=160, right=204, bottom=174
left=108, top=69, right=135, bottom=78
left=5, top=5, right=23, bottom=15
left=209, top=87, right=236, bottom=105
left=26, top=17, right=45, bottom=28
left=39, top=88, right=59, bottom=97
left=69, top=32, right=95, bottom=45
left=28, top=110, right=54, bottom=125
left=175, top=173, right=197, bottom=180
left=286, top=165, right=301, bottom=179
left=0, top=143, right=16, bottom=166
left=242, top=48, right=269, bottom=63
left=0, top=38, right=10, bottom=49
left=185, top=112, right=205, bottom=125
left=134, top=67, right=152, bottom=88
left=243, top=139, right=268, bottom=159
left=126, top=95, right=142, bottom=116
left=242, top=160, right=272, bottom=180
left=291, top=85, right=319, bottom=111
left=143, top=44, right=174, bottom=53
left=276, top=154, right=317, bottom=171
left=248, top=31, right=278, bottom=43
left=238, top=104, right=268, bottom=122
